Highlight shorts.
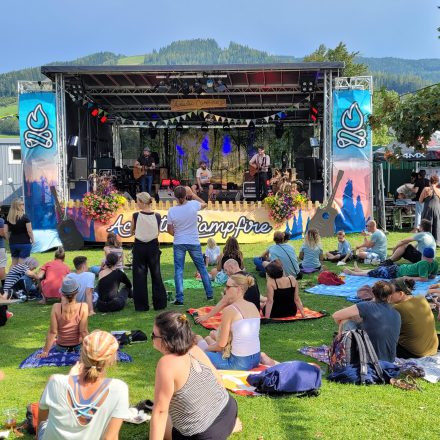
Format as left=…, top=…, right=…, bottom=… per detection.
left=54, top=343, right=81, bottom=353
left=328, top=251, right=347, bottom=262
left=200, top=183, right=212, bottom=190
left=9, top=243, right=32, bottom=259
left=205, top=351, right=260, bottom=370
left=214, top=270, right=228, bottom=285
left=172, top=395, right=237, bottom=440
left=365, top=251, right=380, bottom=261
left=0, top=248, right=7, bottom=268
left=368, top=264, right=399, bottom=279
left=402, top=244, right=422, bottom=264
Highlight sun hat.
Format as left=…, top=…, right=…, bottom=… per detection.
left=60, top=277, right=79, bottom=296
left=82, top=330, right=119, bottom=363
left=423, top=247, right=435, bottom=259
left=393, top=277, right=413, bottom=295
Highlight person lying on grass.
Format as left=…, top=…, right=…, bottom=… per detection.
left=195, top=259, right=263, bottom=324
left=150, top=311, right=242, bottom=440
left=37, top=330, right=129, bottom=440
left=38, top=278, right=88, bottom=358
left=195, top=273, right=275, bottom=368
left=342, top=247, right=438, bottom=282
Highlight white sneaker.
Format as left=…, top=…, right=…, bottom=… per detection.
left=337, top=261, right=346, bottom=266
left=371, top=258, right=381, bottom=266
left=364, top=259, right=371, bottom=264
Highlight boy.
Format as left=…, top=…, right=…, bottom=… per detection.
left=325, top=231, right=352, bottom=265
left=67, top=256, right=95, bottom=315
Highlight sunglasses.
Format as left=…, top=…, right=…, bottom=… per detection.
left=151, top=332, right=162, bottom=340
left=225, top=284, right=237, bottom=290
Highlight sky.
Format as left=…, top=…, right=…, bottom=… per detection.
left=1, top=0, right=439, bottom=73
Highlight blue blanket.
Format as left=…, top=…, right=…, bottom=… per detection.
left=19, top=348, right=132, bottom=369
left=306, top=274, right=440, bottom=302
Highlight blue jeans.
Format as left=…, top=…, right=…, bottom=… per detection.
left=415, top=201, right=423, bottom=228
left=206, top=351, right=261, bottom=370
left=253, top=257, right=266, bottom=274
left=14, top=274, right=39, bottom=297
left=173, top=244, right=213, bottom=303
left=140, top=174, right=153, bottom=194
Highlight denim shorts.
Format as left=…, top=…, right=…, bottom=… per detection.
left=368, top=264, right=398, bottom=279
left=54, top=343, right=81, bottom=353
left=9, top=243, right=32, bottom=259
left=206, top=351, right=260, bottom=370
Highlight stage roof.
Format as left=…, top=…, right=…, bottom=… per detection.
left=41, top=63, right=343, bottom=125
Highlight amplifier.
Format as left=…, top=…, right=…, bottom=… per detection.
left=216, top=191, right=241, bottom=202
left=97, top=157, right=115, bottom=171
left=242, top=182, right=256, bottom=200
left=158, top=189, right=175, bottom=202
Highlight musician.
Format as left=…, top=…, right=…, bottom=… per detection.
left=249, top=146, right=270, bottom=201
left=134, top=147, right=155, bottom=194
left=191, top=161, right=214, bottom=200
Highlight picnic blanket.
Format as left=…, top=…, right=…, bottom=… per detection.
left=299, top=345, right=440, bottom=383
left=306, top=274, right=440, bottom=300
left=188, top=306, right=327, bottom=330
left=164, top=279, right=223, bottom=289
left=219, top=364, right=267, bottom=396
left=19, top=347, right=132, bottom=369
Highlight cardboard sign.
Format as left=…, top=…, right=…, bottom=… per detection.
left=170, top=99, right=227, bottom=112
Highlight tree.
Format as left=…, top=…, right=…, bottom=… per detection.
left=304, top=42, right=368, bottom=77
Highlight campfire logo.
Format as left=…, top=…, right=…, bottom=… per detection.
left=24, top=104, right=53, bottom=149
left=336, top=102, right=367, bottom=149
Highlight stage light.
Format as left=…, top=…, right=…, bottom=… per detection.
left=156, top=81, right=169, bottom=93
left=309, top=102, right=319, bottom=123
left=149, top=126, right=158, bottom=139
left=275, top=121, right=284, bottom=139
left=176, top=122, right=184, bottom=132
left=215, top=80, right=227, bottom=92
left=201, top=122, right=209, bottom=133
left=100, top=114, right=108, bottom=123
left=248, top=121, right=255, bottom=130
left=222, top=121, right=230, bottom=131
left=170, top=80, right=179, bottom=93
left=193, top=81, right=203, bottom=94
left=181, top=81, right=190, bottom=96
left=90, top=107, right=99, bottom=117
left=301, top=80, right=316, bottom=93
left=204, top=79, right=215, bottom=93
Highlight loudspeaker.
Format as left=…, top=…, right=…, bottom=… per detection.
left=310, top=181, right=324, bottom=203
left=73, top=157, right=88, bottom=180
left=69, top=180, right=89, bottom=200
left=303, top=157, right=323, bottom=180
left=242, top=182, right=256, bottom=200
left=97, top=157, right=115, bottom=171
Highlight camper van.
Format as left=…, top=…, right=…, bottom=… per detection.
left=0, top=138, right=23, bottom=215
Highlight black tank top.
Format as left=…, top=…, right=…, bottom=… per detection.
left=269, top=277, right=297, bottom=318
left=221, top=253, right=242, bottom=269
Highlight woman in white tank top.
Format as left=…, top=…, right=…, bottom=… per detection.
left=197, top=273, right=262, bottom=370
left=130, top=192, right=167, bottom=311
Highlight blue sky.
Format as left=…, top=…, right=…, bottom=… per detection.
left=1, top=0, right=439, bottom=72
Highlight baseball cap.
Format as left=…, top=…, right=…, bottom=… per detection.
left=393, top=277, right=413, bottom=295
left=423, top=247, right=435, bottom=259
left=82, top=330, right=119, bottom=362
left=60, top=277, right=79, bottom=296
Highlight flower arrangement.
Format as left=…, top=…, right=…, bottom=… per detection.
left=264, top=191, right=308, bottom=226
left=82, top=175, right=126, bottom=223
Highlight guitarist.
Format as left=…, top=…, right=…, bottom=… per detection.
left=134, top=147, right=155, bottom=194
left=249, top=146, right=270, bottom=201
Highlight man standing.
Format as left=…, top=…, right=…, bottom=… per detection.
left=167, top=186, right=213, bottom=305
left=192, top=161, right=214, bottom=200
left=0, top=217, right=6, bottom=289
left=412, top=170, right=429, bottom=229
left=134, top=147, right=155, bottom=194
left=354, top=220, right=388, bottom=262
left=249, top=146, right=270, bottom=201
left=382, top=219, right=436, bottom=265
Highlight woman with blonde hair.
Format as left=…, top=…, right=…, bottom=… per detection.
left=197, top=273, right=261, bottom=370
left=4, top=198, right=34, bottom=265
left=37, top=330, right=129, bottom=440
left=299, top=228, right=323, bottom=271
left=130, top=192, right=167, bottom=311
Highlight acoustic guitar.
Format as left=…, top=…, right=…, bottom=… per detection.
left=308, top=170, right=344, bottom=238
left=249, top=163, right=259, bottom=177
left=50, top=186, right=84, bottom=251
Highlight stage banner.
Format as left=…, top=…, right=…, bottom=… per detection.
left=332, top=89, right=372, bottom=233
left=19, top=91, right=61, bottom=251
left=65, top=204, right=316, bottom=245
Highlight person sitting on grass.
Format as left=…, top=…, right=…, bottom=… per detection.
left=332, top=280, right=401, bottom=362
left=342, top=247, right=438, bottom=282
left=353, top=220, right=387, bottom=263
left=90, top=232, right=125, bottom=275
left=38, top=278, right=89, bottom=358
left=389, top=278, right=439, bottom=359
left=196, top=273, right=274, bottom=369
left=261, top=262, right=305, bottom=319
left=95, top=253, right=132, bottom=313
left=37, top=247, right=71, bottom=305
left=195, top=259, right=263, bottom=325
left=3, top=256, right=40, bottom=298
left=254, top=231, right=300, bottom=278
left=204, top=237, right=221, bottom=267
left=299, top=228, right=323, bottom=272
left=67, top=256, right=95, bottom=316
left=38, top=330, right=129, bottom=440
left=149, top=311, right=241, bottom=440
left=382, top=219, right=436, bottom=266
left=324, top=230, right=352, bottom=265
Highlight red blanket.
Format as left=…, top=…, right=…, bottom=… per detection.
left=188, top=306, right=326, bottom=330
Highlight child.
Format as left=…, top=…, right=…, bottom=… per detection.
left=325, top=230, right=352, bottom=265
left=90, top=232, right=124, bottom=274
left=299, top=229, right=323, bottom=272
left=204, top=237, right=220, bottom=267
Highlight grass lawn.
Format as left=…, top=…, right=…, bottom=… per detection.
left=0, top=103, right=18, bottom=118
left=0, top=232, right=438, bottom=439
left=117, top=55, right=145, bottom=65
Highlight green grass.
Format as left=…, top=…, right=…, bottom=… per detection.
left=117, top=55, right=145, bottom=65
left=0, top=103, right=18, bottom=118
left=0, top=232, right=438, bottom=439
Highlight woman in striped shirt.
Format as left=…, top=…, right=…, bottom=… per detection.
left=150, top=311, right=241, bottom=440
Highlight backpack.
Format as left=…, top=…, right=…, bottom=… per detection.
left=328, top=329, right=385, bottom=385
left=247, top=361, right=321, bottom=396
left=317, top=271, right=345, bottom=286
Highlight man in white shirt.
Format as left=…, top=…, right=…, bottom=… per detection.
left=167, top=186, right=213, bottom=305
left=249, top=146, right=270, bottom=201
left=67, top=256, right=95, bottom=315
left=192, top=161, right=214, bottom=201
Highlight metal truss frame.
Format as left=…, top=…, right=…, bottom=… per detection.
left=55, top=74, right=68, bottom=203
left=334, top=76, right=373, bottom=90
left=322, top=69, right=333, bottom=202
